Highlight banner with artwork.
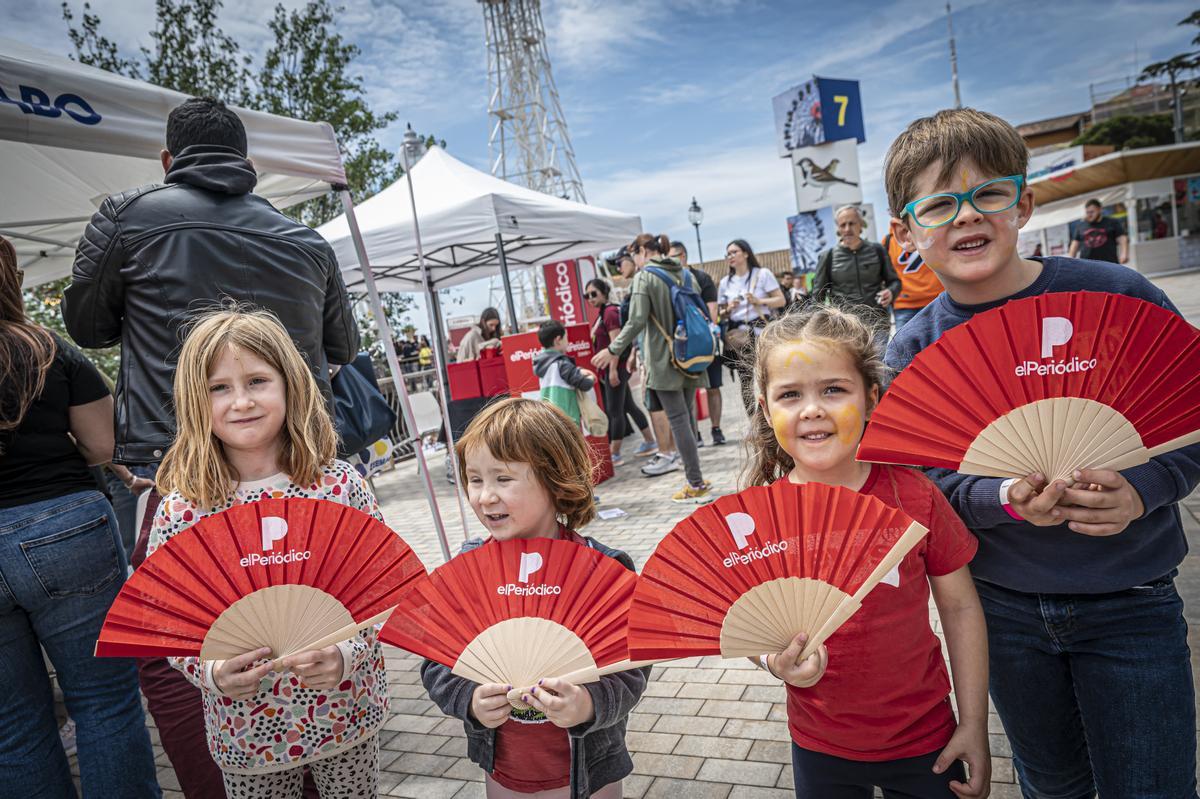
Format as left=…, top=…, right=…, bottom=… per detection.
left=772, top=77, right=865, bottom=158
left=787, top=208, right=835, bottom=273
left=791, top=138, right=862, bottom=211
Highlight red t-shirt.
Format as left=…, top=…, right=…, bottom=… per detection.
left=784, top=464, right=978, bottom=761
left=488, top=526, right=585, bottom=792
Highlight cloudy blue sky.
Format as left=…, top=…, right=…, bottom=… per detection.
left=6, top=0, right=1197, bottom=327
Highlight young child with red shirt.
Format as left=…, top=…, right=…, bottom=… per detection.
left=746, top=305, right=990, bottom=799
left=421, top=398, right=647, bottom=799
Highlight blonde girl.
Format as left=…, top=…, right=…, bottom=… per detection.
left=748, top=306, right=990, bottom=799
left=421, top=398, right=647, bottom=799
left=148, top=308, right=387, bottom=798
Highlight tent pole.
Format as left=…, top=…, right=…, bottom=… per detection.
left=495, top=233, right=520, bottom=333
left=337, top=190, right=451, bottom=563
left=400, top=148, right=473, bottom=544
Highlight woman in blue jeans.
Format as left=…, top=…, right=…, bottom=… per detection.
left=0, top=237, right=159, bottom=798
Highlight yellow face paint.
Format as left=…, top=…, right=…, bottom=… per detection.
left=783, top=345, right=813, bottom=367
left=960, top=167, right=969, bottom=192
left=832, top=404, right=863, bottom=445
left=769, top=406, right=791, bottom=448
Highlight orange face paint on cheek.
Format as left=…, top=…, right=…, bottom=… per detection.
left=832, top=405, right=863, bottom=445
left=770, top=407, right=791, bottom=448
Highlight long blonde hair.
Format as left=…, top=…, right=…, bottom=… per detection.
left=157, top=308, right=337, bottom=508
left=455, top=398, right=596, bottom=531
left=744, top=305, right=886, bottom=487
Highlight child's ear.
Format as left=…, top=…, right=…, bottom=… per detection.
left=1016, top=183, right=1037, bottom=228
left=890, top=217, right=916, bottom=253
left=866, top=384, right=880, bottom=417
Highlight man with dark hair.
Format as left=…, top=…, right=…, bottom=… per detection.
left=1068, top=198, right=1128, bottom=264
left=62, top=95, right=355, bottom=799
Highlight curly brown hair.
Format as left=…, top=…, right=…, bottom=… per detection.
left=456, top=398, right=596, bottom=530
left=743, top=305, right=887, bottom=488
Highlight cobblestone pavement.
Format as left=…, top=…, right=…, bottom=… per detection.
left=120, top=272, right=1200, bottom=797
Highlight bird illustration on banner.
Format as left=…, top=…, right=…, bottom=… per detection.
left=795, top=158, right=859, bottom=201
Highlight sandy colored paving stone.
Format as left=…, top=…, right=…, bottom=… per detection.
left=654, top=667, right=726, bottom=684
left=720, top=719, right=790, bottom=741
left=695, top=758, right=782, bottom=787
left=747, top=740, right=791, bottom=764
left=387, top=751, right=458, bottom=777
left=727, top=787, right=796, bottom=799
left=437, top=736, right=468, bottom=757
left=699, top=698, right=773, bottom=720
left=740, top=685, right=787, bottom=703
left=633, top=696, right=706, bottom=716
left=441, top=757, right=485, bottom=782
left=641, top=680, right=683, bottom=697
left=717, top=668, right=782, bottom=686
left=673, top=734, right=753, bottom=760
left=380, top=731, right=450, bottom=754
left=385, top=774, right=468, bottom=798
left=650, top=714, right=728, bottom=736
left=626, top=712, right=659, bottom=731
left=677, top=682, right=746, bottom=700
left=382, top=712, right=442, bottom=734
left=631, top=751, right=705, bottom=779
left=643, top=777, right=732, bottom=798
left=622, top=773, right=654, bottom=798
left=626, top=730, right=682, bottom=754
left=453, top=782, right=486, bottom=798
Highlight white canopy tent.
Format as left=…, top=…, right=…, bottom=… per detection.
left=1, top=38, right=343, bottom=286
left=0, top=39, right=456, bottom=560
left=319, top=144, right=641, bottom=555
left=319, top=145, right=641, bottom=295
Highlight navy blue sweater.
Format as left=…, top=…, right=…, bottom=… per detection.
left=885, top=256, right=1200, bottom=594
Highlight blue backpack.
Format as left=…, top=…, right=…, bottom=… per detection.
left=644, top=266, right=718, bottom=374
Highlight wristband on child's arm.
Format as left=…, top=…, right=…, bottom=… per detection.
left=758, top=654, right=779, bottom=679
left=999, top=478, right=1023, bottom=521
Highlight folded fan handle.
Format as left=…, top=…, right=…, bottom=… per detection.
left=279, top=607, right=396, bottom=661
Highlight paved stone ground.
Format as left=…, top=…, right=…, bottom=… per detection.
left=96, top=272, right=1200, bottom=797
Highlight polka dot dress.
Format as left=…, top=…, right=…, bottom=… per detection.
left=147, top=460, right=390, bottom=776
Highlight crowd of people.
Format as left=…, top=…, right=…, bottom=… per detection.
left=0, top=92, right=1195, bottom=799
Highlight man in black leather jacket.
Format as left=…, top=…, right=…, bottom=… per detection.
left=62, top=97, right=358, bottom=466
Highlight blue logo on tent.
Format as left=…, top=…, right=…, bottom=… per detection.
left=0, top=84, right=101, bottom=125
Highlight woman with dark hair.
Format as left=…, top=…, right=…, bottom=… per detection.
left=717, top=238, right=785, bottom=412
left=0, top=236, right=159, bottom=796
left=456, top=306, right=503, bottom=361
left=592, top=233, right=712, bottom=504
left=586, top=277, right=656, bottom=466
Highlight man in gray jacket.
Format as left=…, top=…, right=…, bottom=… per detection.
left=813, top=205, right=900, bottom=352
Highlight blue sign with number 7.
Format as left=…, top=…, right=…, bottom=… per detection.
left=815, top=77, right=865, bottom=144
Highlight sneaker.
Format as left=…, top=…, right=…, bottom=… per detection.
left=59, top=718, right=77, bottom=758
left=634, top=441, right=659, bottom=457
left=711, top=427, right=726, bottom=446
left=696, top=433, right=705, bottom=449
left=641, top=453, right=680, bottom=477
left=611, top=453, right=624, bottom=467
left=672, top=481, right=714, bottom=504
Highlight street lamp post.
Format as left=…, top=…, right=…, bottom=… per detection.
left=688, top=197, right=704, bottom=265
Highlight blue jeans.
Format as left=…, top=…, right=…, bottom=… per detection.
left=976, top=576, right=1197, bottom=799
left=892, top=307, right=922, bottom=331
left=0, top=491, right=160, bottom=799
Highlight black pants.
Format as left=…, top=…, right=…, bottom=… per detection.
left=601, top=366, right=648, bottom=442
left=791, top=743, right=966, bottom=799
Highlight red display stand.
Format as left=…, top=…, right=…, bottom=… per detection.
left=447, top=361, right=482, bottom=401
left=586, top=434, right=614, bottom=485
left=479, top=358, right=509, bottom=397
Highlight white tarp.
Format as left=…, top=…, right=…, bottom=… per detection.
left=318, top=145, right=641, bottom=291
left=1025, top=184, right=1129, bottom=234
left=0, top=38, right=346, bottom=287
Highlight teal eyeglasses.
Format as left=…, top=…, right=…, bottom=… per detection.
left=901, top=175, right=1025, bottom=229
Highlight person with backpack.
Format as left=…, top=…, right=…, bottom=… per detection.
left=717, top=239, right=786, bottom=415
left=591, top=233, right=715, bottom=504
left=812, top=205, right=900, bottom=353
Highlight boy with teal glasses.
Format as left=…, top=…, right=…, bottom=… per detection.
left=883, top=108, right=1199, bottom=798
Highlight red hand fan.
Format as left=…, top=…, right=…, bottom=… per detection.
left=859, top=291, right=1200, bottom=482
left=96, top=498, right=425, bottom=660
left=380, top=537, right=637, bottom=703
left=626, top=481, right=927, bottom=662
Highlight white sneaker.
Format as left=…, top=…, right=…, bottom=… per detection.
left=59, top=718, right=77, bottom=758
left=641, top=453, right=681, bottom=477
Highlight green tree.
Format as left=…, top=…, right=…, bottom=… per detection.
left=143, top=0, right=254, bottom=103
left=61, top=1, right=141, bottom=75
left=1138, top=10, right=1200, bottom=142
left=1073, top=113, right=1174, bottom=149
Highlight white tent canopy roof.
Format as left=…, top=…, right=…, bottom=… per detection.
left=318, top=145, right=642, bottom=292
left=1, top=38, right=347, bottom=287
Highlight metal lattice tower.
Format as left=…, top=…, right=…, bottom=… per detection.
left=480, top=0, right=586, bottom=203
